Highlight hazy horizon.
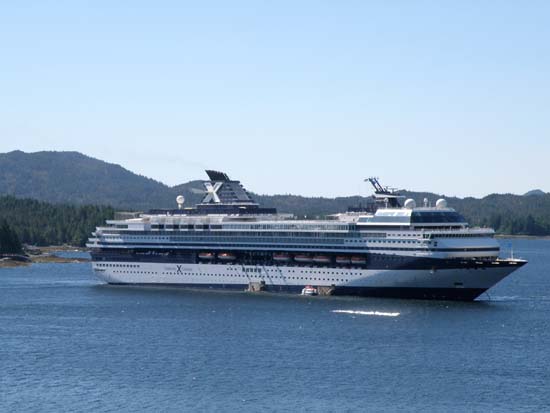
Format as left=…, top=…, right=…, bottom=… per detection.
left=1, top=2, right=548, bottom=198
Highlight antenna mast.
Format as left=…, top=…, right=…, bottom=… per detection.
left=365, top=177, right=387, bottom=194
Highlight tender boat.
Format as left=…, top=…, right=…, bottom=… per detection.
left=301, top=285, right=318, bottom=296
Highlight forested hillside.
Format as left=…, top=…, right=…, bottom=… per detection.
left=0, top=220, right=22, bottom=254
left=0, top=196, right=114, bottom=246
left=0, top=150, right=175, bottom=210
left=1, top=150, right=550, bottom=236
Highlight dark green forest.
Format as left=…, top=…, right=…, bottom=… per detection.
left=0, top=196, right=114, bottom=247
left=0, top=220, right=22, bottom=254
left=2, top=190, right=550, bottom=251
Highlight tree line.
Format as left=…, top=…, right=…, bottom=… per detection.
left=1, top=189, right=549, bottom=252
left=0, top=196, right=114, bottom=247
left=0, top=219, right=22, bottom=254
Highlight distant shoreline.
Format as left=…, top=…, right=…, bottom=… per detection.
left=26, top=245, right=88, bottom=253
left=0, top=246, right=90, bottom=268
left=0, top=256, right=90, bottom=268
left=495, top=235, right=550, bottom=239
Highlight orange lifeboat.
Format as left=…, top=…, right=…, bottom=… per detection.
left=313, top=255, right=331, bottom=264
left=351, top=256, right=367, bottom=265
left=273, top=253, right=291, bottom=262
left=294, top=254, right=313, bottom=263
left=336, top=256, right=351, bottom=265
left=198, top=252, right=215, bottom=260
left=218, top=252, right=237, bottom=261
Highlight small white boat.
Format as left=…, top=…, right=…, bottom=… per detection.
left=301, top=285, right=318, bottom=296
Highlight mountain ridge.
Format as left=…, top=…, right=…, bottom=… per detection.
left=2, top=150, right=550, bottom=235
left=524, top=189, right=546, bottom=197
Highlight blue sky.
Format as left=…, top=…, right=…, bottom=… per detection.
left=1, top=1, right=548, bottom=198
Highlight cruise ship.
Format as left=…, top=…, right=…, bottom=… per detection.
left=87, top=171, right=526, bottom=301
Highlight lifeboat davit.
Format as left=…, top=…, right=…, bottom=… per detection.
left=301, top=285, right=318, bottom=296
left=273, top=253, right=291, bottom=262
left=313, top=255, right=331, bottom=264
left=218, top=252, right=237, bottom=261
left=294, top=255, right=313, bottom=263
left=351, top=256, right=367, bottom=265
left=335, top=256, right=351, bottom=265
left=198, top=252, right=215, bottom=260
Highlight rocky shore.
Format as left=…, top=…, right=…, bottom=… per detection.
left=0, top=247, right=90, bottom=268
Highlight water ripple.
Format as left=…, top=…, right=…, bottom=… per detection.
left=332, top=309, right=400, bottom=317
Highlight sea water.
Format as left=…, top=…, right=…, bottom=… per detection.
left=1, top=239, right=549, bottom=412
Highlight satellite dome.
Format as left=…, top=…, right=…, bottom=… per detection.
left=436, top=198, right=448, bottom=209
left=404, top=199, right=416, bottom=209
left=176, top=195, right=185, bottom=209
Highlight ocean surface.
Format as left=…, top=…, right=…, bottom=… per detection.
left=1, top=239, right=549, bottom=412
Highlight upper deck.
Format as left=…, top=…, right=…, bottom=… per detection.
left=95, top=201, right=492, bottom=241
left=94, top=170, right=491, bottom=237
left=88, top=172, right=497, bottom=260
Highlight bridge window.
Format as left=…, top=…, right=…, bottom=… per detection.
left=411, top=211, right=466, bottom=223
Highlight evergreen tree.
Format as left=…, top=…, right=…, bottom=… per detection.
left=0, top=196, right=114, bottom=247
left=0, top=220, right=22, bottom=254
